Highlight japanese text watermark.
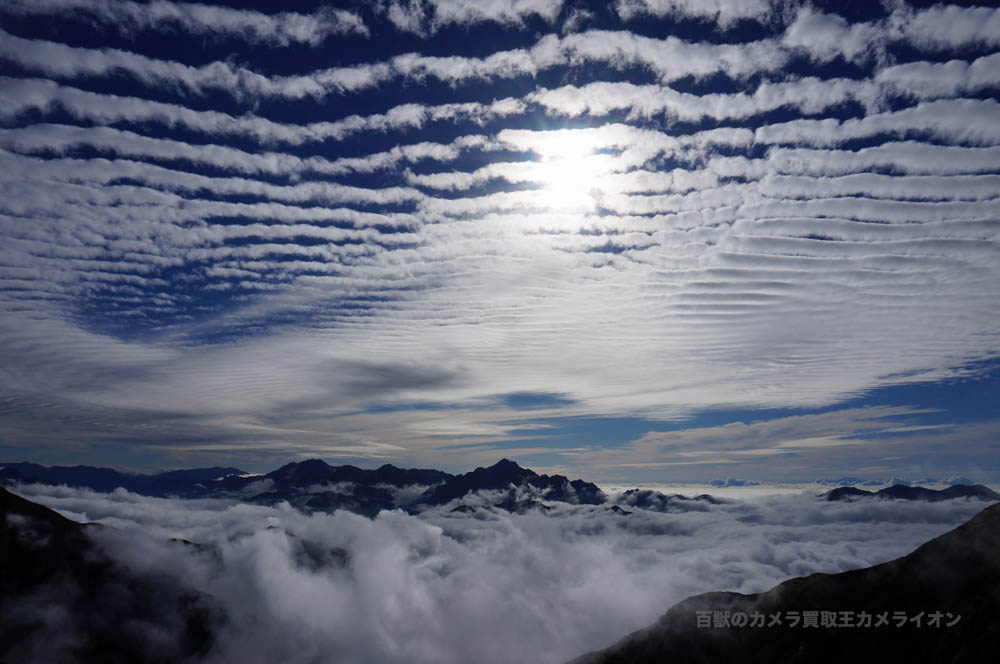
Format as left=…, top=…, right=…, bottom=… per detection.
left=695, top=610, right=961, bottom=629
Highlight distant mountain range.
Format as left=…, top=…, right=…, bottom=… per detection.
left=3, top=460, right=997, bottom=518
left=816, top=475, right=977, bottom=487
left=0, top=462, right=246, bottom=494
left=0, top=458, right=607, bottom=517
left=824, top=484, right=1000, bottom=502
left=571, top=501, right=1000, bottom=663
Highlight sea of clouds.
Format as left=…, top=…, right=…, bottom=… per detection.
left=11, top=484, right=992, bottom=664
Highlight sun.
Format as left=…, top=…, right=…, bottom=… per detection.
left=529, top=130, right=614, bottom=211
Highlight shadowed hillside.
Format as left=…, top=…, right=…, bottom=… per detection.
left=0, top=487, right=222, bottom=664
left=570, top=502, right=1000, bottom=663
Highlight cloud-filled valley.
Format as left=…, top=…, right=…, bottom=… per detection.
left=4, top=479, right=991, bottom=663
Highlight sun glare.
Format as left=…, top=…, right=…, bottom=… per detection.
left=530, top=130, right=613, bottom=211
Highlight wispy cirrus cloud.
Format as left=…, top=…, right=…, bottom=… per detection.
left=574, top=407, right=999, bottom=476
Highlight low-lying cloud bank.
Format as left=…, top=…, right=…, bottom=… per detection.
left=12, top=485, right=993, bottom=664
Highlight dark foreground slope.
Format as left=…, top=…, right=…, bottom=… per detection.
left=571, top=502, right=1000, bottom=664
left=0, top=487, right=222, bottom=664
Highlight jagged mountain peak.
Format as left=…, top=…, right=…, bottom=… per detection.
left=477, top=458, right=536, bottom=478
left=416, top=458, right=604, bottom=508
left=268, top=458, right=337, bottom=480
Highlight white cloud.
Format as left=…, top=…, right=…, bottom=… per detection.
left=896, top=3, right=1000, bottom=52
left=782, top=7, right=887, bottom=64
left=784, top=4, right=1000, bottom=65
left=383, top=0, right=564, bottom=36
left=0, top=81, right=519, bottom=147
left=0, top=27, right=788, bottom=101
left=2, top=4, right=998, bottom=106
left=760, top=141, right=1000, bottom=176
left=430, top=0, right=564, bottom=29
left=615, top=0, right=774, bottom=28
left=0, top=0, right=369, bottom=44
left=876, top=53, right=1000, bottom=100
left=756, top=99, right=1000, bottom=147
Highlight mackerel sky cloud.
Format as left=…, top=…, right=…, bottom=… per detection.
left=0, top=0, right=997, bottom=481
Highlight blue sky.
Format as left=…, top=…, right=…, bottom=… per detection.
left=0, top=0, right=998, bottom=482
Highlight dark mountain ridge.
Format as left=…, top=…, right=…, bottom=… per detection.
left=5, top=460, right=996, bottom=520
left=0, top=458, right=607, bottom=515
left=261, top=458, right=451, bottom=488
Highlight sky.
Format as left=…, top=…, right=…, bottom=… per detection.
left=0, top=0, right=998, bottom=482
